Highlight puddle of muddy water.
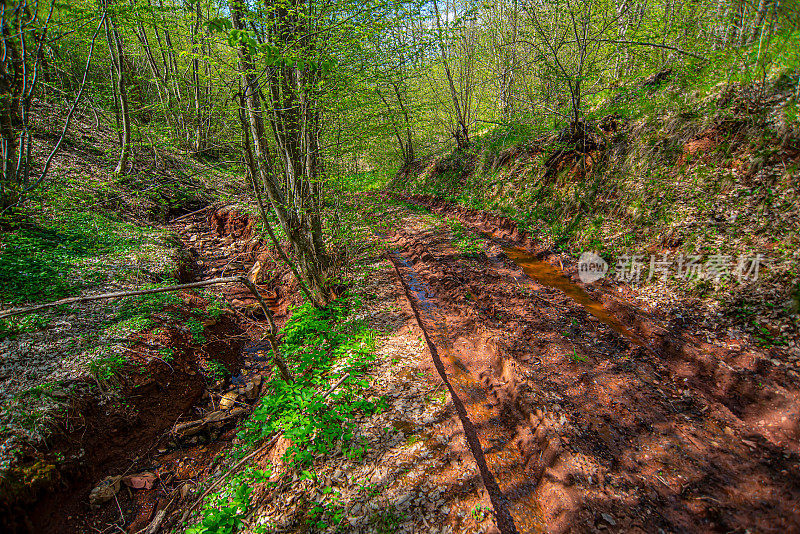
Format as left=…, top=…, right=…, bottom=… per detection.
left=503, top=247, right=643, bottom=346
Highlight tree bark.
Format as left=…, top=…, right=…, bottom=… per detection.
left=229, top=0, right=331, bottom=305
left=191, top=0, right=203, bottom=152
left=432, top=0, right=470, bottom=148
left=104, top=8, right=131, bottom=174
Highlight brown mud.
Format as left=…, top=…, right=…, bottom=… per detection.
left=2, top=207, right=299, bottom=534
left=378, top=193, right=800, bottom=533
left=502, top=247, right=642, bottom=347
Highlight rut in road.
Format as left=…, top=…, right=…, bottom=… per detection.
left=384, top=227, right=551, bottom=534
left=376, top=197, right=800, bottom=534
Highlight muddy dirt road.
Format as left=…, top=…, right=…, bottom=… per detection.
left=378, top=194, right=800, bottom=534
left=9, top=196, right=800, bottom=534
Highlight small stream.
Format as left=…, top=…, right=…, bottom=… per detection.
left=503, top=247, right=644, bottom=347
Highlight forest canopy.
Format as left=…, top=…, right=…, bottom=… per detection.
left=1, top=0, right=798, bottom=299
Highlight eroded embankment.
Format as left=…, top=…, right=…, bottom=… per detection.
left=379, top=193, right=800, bottom=533
left=1, top=206, right=300, bottom=534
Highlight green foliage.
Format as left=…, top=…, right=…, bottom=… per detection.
left=238, top=295, right=384, bottom=468
left=205, top=295, right=231, bottom=320
left=0, top=382, right=67, bottom=440
left=570, top=348, right=588, bottom=363
left=306, top=486, right=346, bottom=530
left=190, top=295, right=384, bottom=532
left=331, top=171, right=390, bottom=193
left=88, top=350, right=127, bottom=381
left=205, top=359, right=229, bottom=382
left=187, top=467, right=270, bottom=534
left=186, top=317, right=207, bottom=344
left=158, top=348, right=175, bottom=362
left=105, top=285, right=182, bottom=338
left=472, top=504, right=491, bottom=521
left=0, top=212, right=152, bottom=305
left=448, top=219, right=485, bottom=257
left=478, top=123, right=537, bottom=153
left=370, top=510, right=406, bottom=533
left=0, top=314, right=51, bottom=340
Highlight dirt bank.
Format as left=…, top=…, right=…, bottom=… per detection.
left=1, top=206, right=302, bottom=534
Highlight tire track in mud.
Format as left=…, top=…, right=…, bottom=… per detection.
left=382, top=193, right=800, bottom=534
left=382, top=229, right=549, bottom=534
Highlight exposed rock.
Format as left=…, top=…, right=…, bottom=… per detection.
left=243, top=381, right=258, bottom=401
left=219, top=391, right=238, bottom=410
left=89, top=476, right=122, bottom=506
left=122, top=472, right=158, bottom=490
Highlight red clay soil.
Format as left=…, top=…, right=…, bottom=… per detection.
left=378, top=193, right=800, bottom=534
left=208, top=206, right=258, bottom=240
left=185, top=207, right=301, bottom=320
left=6, top=315, right=245, bottom=534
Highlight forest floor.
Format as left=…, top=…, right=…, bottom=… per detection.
left=3, top=190, right=800, bottom=534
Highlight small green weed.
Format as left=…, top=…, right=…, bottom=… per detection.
left=158, top=348, right=175, bottom=362
left=186, top=318, right=207, bottom=344
left=306, top=486, right=346, bottom=530
left=206, top=297, right=230, bottom=319
left=89, top=350, right=127, bottom=381
left=448, top=219, right=484, bottom=257
left=187, top=467, right=269, bottom=534
left=206, top=359, right=229, bottom=382
left=370, top=510, right=406, bottom=533
left=472, top=504, right=491, bottom=521
left=0, top=314, right=51, bottom=340
left=570, top=349, right=588, bottom=363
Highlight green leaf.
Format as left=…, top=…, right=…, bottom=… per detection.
left=205, top=17, right=232, bottom=33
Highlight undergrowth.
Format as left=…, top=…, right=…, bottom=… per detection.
left=448, top=219, right=485, bottom=257
left=0, top=211, right=169, bottom=305
left=189, top=293, right=387, bottom=533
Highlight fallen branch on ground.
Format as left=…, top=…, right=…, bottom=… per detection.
left=0, top=275, right=295, bottom=382
left=169, top=205, right=213, bottom=223
left=0, top=276, right=239, bottom=320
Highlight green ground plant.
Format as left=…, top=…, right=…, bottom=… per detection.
left=187, top=467, right=270, bottom=534
left=88, top=349, right=127, bottom=382
left=205, top=360, right=229, bottom=382
left=186, top=317, right=207, bottom=344
left=0, top=314, right=52, bottom=340
left=448, top=219, right=485, bottom=257
left=238, top=296, right=384, bottom=466
left=190, top=294, right=387, bottom=533
left=0, top=211, right=159, bottom=305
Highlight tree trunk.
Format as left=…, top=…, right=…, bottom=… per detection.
left=191, top=0, right=203, bottom=153
left=104, top=10, right=131, bottom=174
left=229, top=0, right=330, bottom=305
left=432, top=0, right=470, bottom=148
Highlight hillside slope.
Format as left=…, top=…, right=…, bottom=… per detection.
left=394, top=72, right=800, bottom=355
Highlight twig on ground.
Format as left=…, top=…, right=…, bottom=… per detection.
left=179, top=433, right=280, bottom=524
left=179, top=372, right=351, bottom=524
left=170, top=205, right=213, bottom=223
